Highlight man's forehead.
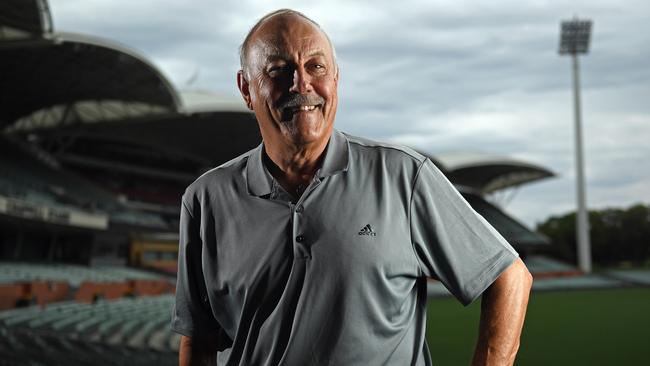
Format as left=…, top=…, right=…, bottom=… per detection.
left=249, top=15, right=331, bottom=61
left=257, top=41, right=328, bottom=62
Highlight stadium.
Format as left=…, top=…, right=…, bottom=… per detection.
left=1, top=1, right=648, bottom=365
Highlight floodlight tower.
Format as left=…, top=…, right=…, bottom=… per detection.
left=559, top=17, right=593, bottom=273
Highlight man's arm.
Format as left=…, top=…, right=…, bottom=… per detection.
left=179, top=334, right=219, bottom=366
left=471, top=258, right=533, bottom=366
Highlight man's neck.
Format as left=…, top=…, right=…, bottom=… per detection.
left=263, top=134, right=330, bottom=199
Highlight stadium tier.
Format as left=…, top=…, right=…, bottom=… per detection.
left=0, top=135, right=171, bottom=231
left=0, top=262, right=166, bottom=287
left=0, top=262, right=175, bottom=311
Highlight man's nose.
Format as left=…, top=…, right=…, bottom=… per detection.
left=289, top=68, right=312, bottom=94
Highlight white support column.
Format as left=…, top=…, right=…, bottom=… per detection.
left=571, top=54, right=592, bottom=273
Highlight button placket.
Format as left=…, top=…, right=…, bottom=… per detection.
left=292, top=208, right=310, bottom=259
left=290, top=177, right=322, bottom=260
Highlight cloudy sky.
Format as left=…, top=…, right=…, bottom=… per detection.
left=48, top=0, right=650, bottom=227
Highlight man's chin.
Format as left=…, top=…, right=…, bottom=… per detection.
left=281, top=119, right=330, bottom=146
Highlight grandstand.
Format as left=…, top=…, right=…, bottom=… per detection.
left=0, top=3, right=256, bottom=362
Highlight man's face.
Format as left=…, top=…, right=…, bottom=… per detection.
left=238, top=16, right=338, bottom=147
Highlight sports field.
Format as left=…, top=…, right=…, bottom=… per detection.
left=425, top=288, right=650, bottom=365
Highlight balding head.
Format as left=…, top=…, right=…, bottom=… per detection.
left=239, top=9, right=337, bottom=80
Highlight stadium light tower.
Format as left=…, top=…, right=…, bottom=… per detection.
left=559, top=17, right=593, bottom=273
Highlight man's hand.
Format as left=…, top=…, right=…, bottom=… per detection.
left=179, top=334, right=219, bottom=366
left=471, top=258, right=533, bottom=366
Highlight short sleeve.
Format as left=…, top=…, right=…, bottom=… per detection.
left=409, top=159, right=518, bottom=306
left=170, top=194, right=222, bottom=337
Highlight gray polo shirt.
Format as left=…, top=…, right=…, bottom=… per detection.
left=171, top=130, right=518, bottom=365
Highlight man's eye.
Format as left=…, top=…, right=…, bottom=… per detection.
left=268, top=66, right=289, bottom=77
left=310, top=64, right=326, bottom=73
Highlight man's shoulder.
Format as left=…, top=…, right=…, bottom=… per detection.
left=182, top=146, right=257, bottom=201
left=342, top=132, right=427, bottom=165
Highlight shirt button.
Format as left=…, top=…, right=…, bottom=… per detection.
left=296, top=235, right=305, bottom=243
left=295, top=205, right=304, bottom=213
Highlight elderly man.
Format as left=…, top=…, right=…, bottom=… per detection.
left=172, top=9, right=532, bottom=366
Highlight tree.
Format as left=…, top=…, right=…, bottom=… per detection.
left=536, top=203, right=650, bottom=267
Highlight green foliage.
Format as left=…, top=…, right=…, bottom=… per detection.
left=536, top=203, right=650, bottom=267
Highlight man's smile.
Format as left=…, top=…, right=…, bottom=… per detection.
left=280, top=102, right=324, bottom=121
left=292, top=105, right=319, bottom=112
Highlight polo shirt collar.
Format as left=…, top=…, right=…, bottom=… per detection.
left=246, top=129, right=350, bottom=197
left=316, top=129, right=349, bottom=178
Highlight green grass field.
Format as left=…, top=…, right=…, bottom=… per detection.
left=425, top=288, right=650, bottom=365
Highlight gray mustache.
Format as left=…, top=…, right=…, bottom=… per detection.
left=278, top=94, right=324, bottom=111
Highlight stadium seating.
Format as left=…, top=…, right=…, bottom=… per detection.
left=0, top=262, right=168, bottom=287
left=31, top=280, right=69, bottom=300
left=606, top=270, right=650, bottom=286
left=524, top=255, right=584, bottom=278
left=0, top=264, right=179, bottom=363
left=133, top=279, right=175, bottom=296
left=0, top=284, right=25, bottom=311
left=426, top=255, right=633, bottom=298
left=1, top=137, right=173, bottom=230
left=0, top=281, right=68, bottom=310
left=0, top=263, right=175, bottom=311
left=75, top=281, right=133, bottom=303
left=0, top=295, right=180, bottom=365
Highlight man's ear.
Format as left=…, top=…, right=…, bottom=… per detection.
left=237, top=70, right=253, bottom=110
left=334, top=66, right=339, bottom=87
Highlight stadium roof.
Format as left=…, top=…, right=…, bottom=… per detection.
left=428, top=152, right=555, bottom=194
left=1, top=31, right=181, bottom=132
left=16, top=90, right=260, bottom=173
left=0, top=0, right=52, bottom=40
left=0, top=0, right=181, bottom=131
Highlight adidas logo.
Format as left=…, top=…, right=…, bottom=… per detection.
left=358, top=224, right=377, bottom=236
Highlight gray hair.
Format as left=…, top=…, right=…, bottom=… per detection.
left=238, top=9, right=338, bottom=80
